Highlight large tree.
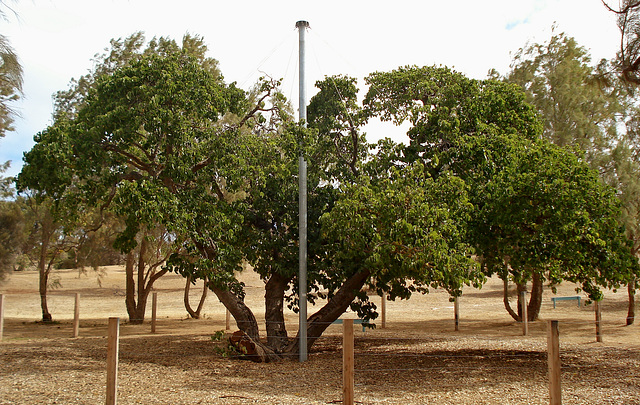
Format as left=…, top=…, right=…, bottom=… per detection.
left=364, top=65, right=639, bottom=321
left=22, top=36, right=493, bottom=360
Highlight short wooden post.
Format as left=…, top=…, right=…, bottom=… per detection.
left=73, top=293, right=80, bottom=338
left=225, top=308, right=231, bottom=331
left=151, top=292, right=157, bottom=334
left=547, top=320, right=561, bottom=405
left=381, top=294, right=386, bottom=329
left=454, top=296, right=460, bottom=332
left=521, top=291, right=529, bottom=336
left=595, top=300, right=602, bottom=343
left=343, top=318, right=354, bottom=405
left=0, top=294, right=5, bottom=342
left=106, top=317, right=120, bottom=405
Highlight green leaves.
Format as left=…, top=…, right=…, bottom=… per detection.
left=364, top=66, right=541, bottom=173
left=321, top=163, right=480, bottom=299
left=475, top=138, right=637, bottom=298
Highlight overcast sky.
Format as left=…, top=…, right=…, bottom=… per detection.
left=0, top=0, right=622, bottom=178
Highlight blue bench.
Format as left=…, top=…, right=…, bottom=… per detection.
left=551, top=296, right=581, bottom=308
left=332, top=318, right=371, bottom=332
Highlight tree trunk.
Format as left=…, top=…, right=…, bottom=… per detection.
left=124, top=239, right=168, bottom=324
left=38, top=230, right=52, bottom=323
left=284, top=270, right=371, bottom=356
left=184, top=275, right=208, bottom=319
left=503, top=273, right=543, bottom=322
left=125, top=252, right=141, bottom=323
left=264, top=272, right=291, bottom=351
left=503, top=277, right=520, bottom=321
left=628, top=278, right=636, bottom=326
left=211, top=285, right=261, bottom=340
left=132, top=238, right=149, bottom=324
left=527, top=272, right=543, bottom=321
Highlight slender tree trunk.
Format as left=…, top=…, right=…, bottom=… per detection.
left=503, top=273, right=543, bottom=322
left=125, top=252, right=138, bottom=323
left=264, top=272, right=291, bottom=351
left=516, top=282, right=527, bottom=320
left=38, top=231, right=52, bottom=323
left=184, top=275, right=208, bottom=319
left=503, top=277, right=520, bottom=321
left=284, top=270, right=371, bottom=356
left=628, top=278, right=636, bottom=326
left=124, top=239, right=168, bottom=324
left=527, top=272, right=543, bottom=321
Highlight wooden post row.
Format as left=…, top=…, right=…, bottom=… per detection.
left=547, top=320, right=561, bottom=405
left=225, top=308, right=231, bottom=331
left=343, top=319, right=354, bottom=405
left=151, top=292, right=157, bottom=334
left=595, top=300, right=602, bottom=343
left=521, top=291, right=529, bottom=336
left=106, top=317, right=120, bottom=405
left=73, top=293, right=80, bottom=338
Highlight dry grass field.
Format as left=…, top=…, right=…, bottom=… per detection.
left=1, top=266, right=639, bottom=404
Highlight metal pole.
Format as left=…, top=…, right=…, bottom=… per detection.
left=297, top=20, right=309, bottom=125
left=296, top=20, right=310, bottom=363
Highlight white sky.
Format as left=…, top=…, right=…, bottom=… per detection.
left=0, top=0, right=622, bottom=178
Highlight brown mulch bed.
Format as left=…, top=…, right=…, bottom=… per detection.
left=2, top=328, right=640, bottom=404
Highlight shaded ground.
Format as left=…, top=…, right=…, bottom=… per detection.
left=1, top=267, right=639, bottom=404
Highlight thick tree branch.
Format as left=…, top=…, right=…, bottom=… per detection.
left=603, top=0, right=640, bottom=14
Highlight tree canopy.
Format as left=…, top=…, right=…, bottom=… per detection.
left=365, top=65, right=639, bottom=321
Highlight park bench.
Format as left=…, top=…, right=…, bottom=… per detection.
left=551, top=295, right=581, bottom=308
left=332, top=318, right=371, bottom=332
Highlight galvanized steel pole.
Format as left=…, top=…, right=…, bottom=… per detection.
left=296, top=20, right=309, bottom=363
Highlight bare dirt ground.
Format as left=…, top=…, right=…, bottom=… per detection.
left=1, top=266, right=639, bottom=404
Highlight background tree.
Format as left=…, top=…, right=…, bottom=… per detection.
left=0, top=4, right=22, bottom=140
left=504, top=32, right=640, bottom=323
left=0, top=0, right=23, bottom=248
left=505, top=32, right=621, bottom=167
left=18, top=34, right=220, bottom=323
left=19, top=195, right=84, bottom=322
left=477, top=139, right=636, bottom=320
left=0, top=183, right=24, bottom=280
left=604, top=0, right=640, bottom=84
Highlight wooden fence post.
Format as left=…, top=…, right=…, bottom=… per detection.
left=381, top=294, right=386, bottom=329
left=73, top=293, right=80, bottom=338
left=547, top=320, right=561, bottom=405
left=225, top=308, right=231, bottom=331
left=106, top=317, right=120, bottom=405
left=454, top=297, right=460, bottom=332
left=151, top=292, right=157, bottom=334
left=521, top=291, right=529, bottom=336
left=595, top=300, right=602, bottom=343
left=0, top=294, right=4, bottom=342
left=343, top=318, right=354, bottom=405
